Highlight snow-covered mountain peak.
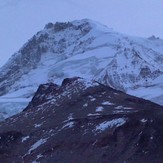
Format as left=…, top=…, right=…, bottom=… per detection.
left=0, top=19, right=163, bottom=121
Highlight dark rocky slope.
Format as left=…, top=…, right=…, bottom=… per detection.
left=0, top=77, right=163, bottom=163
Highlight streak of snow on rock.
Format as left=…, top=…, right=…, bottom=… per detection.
left=96, top=118, right=126, bottom=132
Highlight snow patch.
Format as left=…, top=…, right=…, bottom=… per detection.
left=115, top=106, right=123, bottom=109
left=22, top=136, right=30, bottom=142
left=83, top=103, right=88, bottom=107
left=96, top=118, right=126, bottom=132
left=62, top=121, right=74, bottom=129
left=34, top=124, right=42, bottom=128
left=141, top=119, right=147, bottom=123
left=102, top=101, right=113, bottom=105
left=90, top=98, right=96, bottom=101
left=96, top=106, right=104, bottom=112
left=67, top=113, right=73, bottom=120
left=87, top=113, right=100, bottom=116
left=27, top=138, right=47, bottom=154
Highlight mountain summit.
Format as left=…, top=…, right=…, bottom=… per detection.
left=0, top=19, right=163, bottom=120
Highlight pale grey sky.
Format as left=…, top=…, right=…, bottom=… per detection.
left=0, top=0, right=163, bottom=66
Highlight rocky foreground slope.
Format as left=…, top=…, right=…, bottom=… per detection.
left=0, top=77, right=163, bottom=163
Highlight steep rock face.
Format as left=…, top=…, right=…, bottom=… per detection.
left=0, top=19, right=95, bottom=96
left=98, top=48, right=163, bottom=90
left=0, top=78, right=163, bottom=162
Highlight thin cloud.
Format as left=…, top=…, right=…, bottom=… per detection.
left=0, top=0, right=20, bottom=9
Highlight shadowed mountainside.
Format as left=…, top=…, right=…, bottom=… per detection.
left=0, top=77, right=163, bottom=163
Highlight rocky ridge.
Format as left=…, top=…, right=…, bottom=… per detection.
left=0, top=77, right=163, bottom=162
